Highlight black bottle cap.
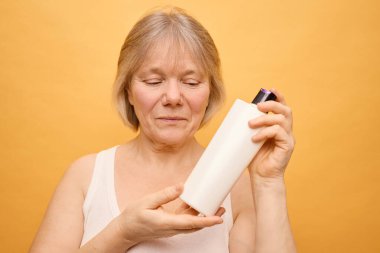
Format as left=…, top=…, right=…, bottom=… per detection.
left=251, top=88, right=277, bottom=104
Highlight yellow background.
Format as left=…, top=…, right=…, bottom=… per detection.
left=1, top=0, right=379, bottom=252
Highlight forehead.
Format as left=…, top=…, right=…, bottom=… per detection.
left=137, top=36, right=206, bottom=75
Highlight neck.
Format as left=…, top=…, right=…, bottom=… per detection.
left=128, top=132, right=204, bottom=173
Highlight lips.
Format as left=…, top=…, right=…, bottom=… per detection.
left=157, top=116, right=187, bottom=121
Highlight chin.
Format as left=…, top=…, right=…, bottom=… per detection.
left=155, top=130, right=193, bottom=146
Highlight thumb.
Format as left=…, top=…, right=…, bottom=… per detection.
left=143, top=184, right=183, bottom=209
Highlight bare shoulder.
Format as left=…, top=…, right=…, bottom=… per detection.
left=67, top=153, right=97, bottom=176
left=64, top=153, right=98, bottom=197
left=29, top=153, right=98, bottom=252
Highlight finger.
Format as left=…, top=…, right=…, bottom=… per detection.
left=175, top=202, right=199, bottom=216
left=252, top=124, right=289, bottom=145
left=163, top=214, right=223, bottom=230
left=214, top=207, right=225, bottom=217
left=175, top=202, right=190, bottom=214
left=270, top=88, right=287, bottom=105
left=249, top=113, right=292, bottom=133
left=182, top=207, right=199, bottom=216
left=257, top=100, right=292, bottom=118
left=143, top=184, right=183, bottom=209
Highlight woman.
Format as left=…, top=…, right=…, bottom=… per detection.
left=30, top=7, right=297, bottom=253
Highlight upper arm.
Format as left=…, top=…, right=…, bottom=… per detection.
left=229, top=170, right=256, bottom=253
left=29, top=153, right=96, bottom=253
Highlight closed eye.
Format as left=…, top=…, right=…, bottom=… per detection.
left=183, top=79, right=201, bottom=86
left=143, top=79, right=163, bottom=85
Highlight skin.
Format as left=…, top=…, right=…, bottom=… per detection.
left=248, top=92, right=297, bottom=252
left=29, top=41, right=296, bottom=253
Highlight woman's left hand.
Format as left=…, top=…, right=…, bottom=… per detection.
left=248, top=89, right=295, bottom=181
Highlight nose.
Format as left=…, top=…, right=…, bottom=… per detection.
left=162, top=79, right=183, bottom=106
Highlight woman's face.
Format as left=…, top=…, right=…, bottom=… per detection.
left=128, top=43, right=210, bottom=146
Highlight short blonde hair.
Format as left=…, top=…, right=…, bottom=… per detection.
left=112, top=7, right=225, bottom=131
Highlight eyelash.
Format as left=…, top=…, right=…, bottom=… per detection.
left=144, top=79, right=162, bottom=85
left=143, top=79, right=200, bottom=86
left=183, top=80, right=200, bottom=86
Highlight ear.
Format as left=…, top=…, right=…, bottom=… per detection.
left=126, top=88, right=134, bottom=106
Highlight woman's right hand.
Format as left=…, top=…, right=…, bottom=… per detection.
left=115, top=184, right=225, bottom=246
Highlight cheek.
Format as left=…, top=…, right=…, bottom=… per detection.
left=130, top=89, right=158, bottom=117
left=189, top=90, right=210, bottom=114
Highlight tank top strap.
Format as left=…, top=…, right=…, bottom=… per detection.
left=104, top=145, right=120, bottom=217
left=83, top=145, right=119, bottom=217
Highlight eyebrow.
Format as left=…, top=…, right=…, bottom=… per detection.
left=145, top=67, right=164, bottom=75
left=139, top=68, right=201, bottom=77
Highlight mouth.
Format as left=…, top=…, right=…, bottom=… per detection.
left=157, top=116, right=187, bottom=121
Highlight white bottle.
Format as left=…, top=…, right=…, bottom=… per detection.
left=180, top=88, right=277, bottom=216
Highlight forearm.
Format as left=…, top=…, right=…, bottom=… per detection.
left=79, top=216, right=136, bottom=253
left=252, top=176, right=297, bottom=253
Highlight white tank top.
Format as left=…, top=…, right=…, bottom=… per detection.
left=80, top=146, right=233, bottom=252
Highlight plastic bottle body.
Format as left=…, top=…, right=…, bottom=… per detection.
left=180, top=99, right=265, bottom=216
